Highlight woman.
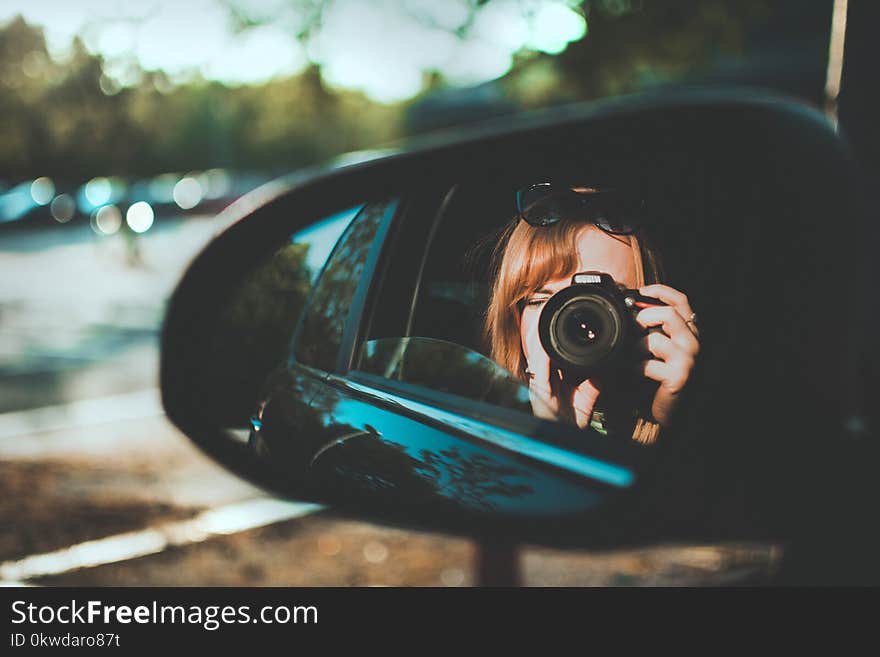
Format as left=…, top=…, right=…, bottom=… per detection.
left=485, top=183, right=700, bottom=443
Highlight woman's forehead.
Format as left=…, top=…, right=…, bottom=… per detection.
left=531, top=228, right=636, bottom=292
left=571, top=226, right=638, bottom=287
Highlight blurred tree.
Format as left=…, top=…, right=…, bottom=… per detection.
left=42, top=38, right=149, bottom=180
left=533, top=0, right=831, bottom=106
left=225, top=0, right=827, bottom=128
left=0, top=17, right=58, bottom=179
left=506, top=0, right=772, bottom=105
left=0, top=15, right=402, bottom=183
left=0, top=1, right=831, bottom=183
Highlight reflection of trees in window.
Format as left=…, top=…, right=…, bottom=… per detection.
left=252, top=379, right=343, bottom=479
left=314, top=438, right=442, bottom=506
left=418, top=445, right=534, bottom=512
left=203, top=242, right=312, bottom=426
left=299, top=378, right=534, bottom=512
left=250, top=341, right=554, bottom=514
left=313, top=436, right=534, bottom=513
left=295, top=201, right=392, bottom=371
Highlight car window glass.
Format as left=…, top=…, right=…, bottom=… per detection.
left=359, top=337, right=533, bottom=413
left=294, top=199, right=398, bottom=372
left=294, top=207, right=362, bottom=284
left=354, top=185, right=548, bottom=419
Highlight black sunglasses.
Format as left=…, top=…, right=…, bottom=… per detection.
left=515, top=182, right=645, bottom=235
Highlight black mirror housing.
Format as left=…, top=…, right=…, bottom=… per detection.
left=161, top=90, right=869, bottom=551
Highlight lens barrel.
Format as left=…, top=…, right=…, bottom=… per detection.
left=538, top=282, right=631, bottom=380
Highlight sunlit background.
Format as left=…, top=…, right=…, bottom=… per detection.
left=0, top=0, right=835, bottom=585
left=7, top=0, right=587, bottom=100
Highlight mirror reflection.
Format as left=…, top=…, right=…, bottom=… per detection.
left=359, top=337, right=532, bottom=413
left=197, top=168, right=715, bottom=515
left=199, top=205, right=361, bottom=428
left=483, top=184, right=699, bottom=443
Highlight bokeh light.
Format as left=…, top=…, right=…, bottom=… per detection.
left=50, top=193, right=76, bottom=223
left=528, top=4, right=588, bottom=55
left=362, top=540, right=389, bottom=564
left=126, top=201, right=154, bottom=233
left=149, top=174, right=179, bottom=204
left=30, top=177, right=55, bottom=205
left=440, top=567, right=466, bottom=586
left=172, top=177, right=203, bottom=210
left=84, top=177, right=113, bottom=207
left=91, top=204, right=122, bottom=235
left=199, top=169, right=231, bottom=200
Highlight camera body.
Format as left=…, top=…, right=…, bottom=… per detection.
left=538, top=271, right=664, bottom=382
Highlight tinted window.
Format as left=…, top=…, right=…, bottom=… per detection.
left=359, top=337, right=532, bottom=413
left=294, top=207, right=363, bottom=284
left=295, top=199, right=398, bottom=372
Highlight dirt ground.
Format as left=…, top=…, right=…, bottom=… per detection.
left=32, top=511, right=781, bottom=587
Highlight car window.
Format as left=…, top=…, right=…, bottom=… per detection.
left=294, top=199, right=399, bottom=372
left=358, top=336, right=533, bottom=413
left=352, top=184, right=542, bottom=417
left=294, top=207, right=363, bottom=284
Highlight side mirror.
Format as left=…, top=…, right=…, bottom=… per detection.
left=161, top=91, right=868, bottom=549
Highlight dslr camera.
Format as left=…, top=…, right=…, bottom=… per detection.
left=538, top=272, right=664, bottom=382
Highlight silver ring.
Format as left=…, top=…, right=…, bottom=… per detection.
left=685, top=312, right=698, bottom=329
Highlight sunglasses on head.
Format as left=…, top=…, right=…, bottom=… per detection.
left=515, top=182, right=645, bottom=235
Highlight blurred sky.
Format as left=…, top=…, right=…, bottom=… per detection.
left=0, top=0, right=587, bottom=103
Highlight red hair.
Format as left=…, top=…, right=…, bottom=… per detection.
left=484, top=218, right=664, bottom=443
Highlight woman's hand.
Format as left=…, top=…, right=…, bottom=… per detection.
left=636, top=284, right=701, bottom=427
left=521, top=307, right=600, bottom=428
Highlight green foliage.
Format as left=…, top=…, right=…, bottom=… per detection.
left=503, top=0, right=773, bottom=107
left=1, top=1, right=820, bottom=181
left=0, top=16, right=403, bottom=181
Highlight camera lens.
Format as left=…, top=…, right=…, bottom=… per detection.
left=563, top=308, right=603, bottom=346
left=548, top=295, right=623, bottom=372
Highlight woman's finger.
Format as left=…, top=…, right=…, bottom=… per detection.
left=572, top=379, right=601, bottom=429
left=639, top=358, right=669, bottom=384
left=639, top=284, right=692, bottom=315
left=636, top=331, right=680, bottom=361
left=639, top=283, right=699, bottom=337
left=635, top=306, right=700, bottom=355
left=639, top=356, right=692, bottom=393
